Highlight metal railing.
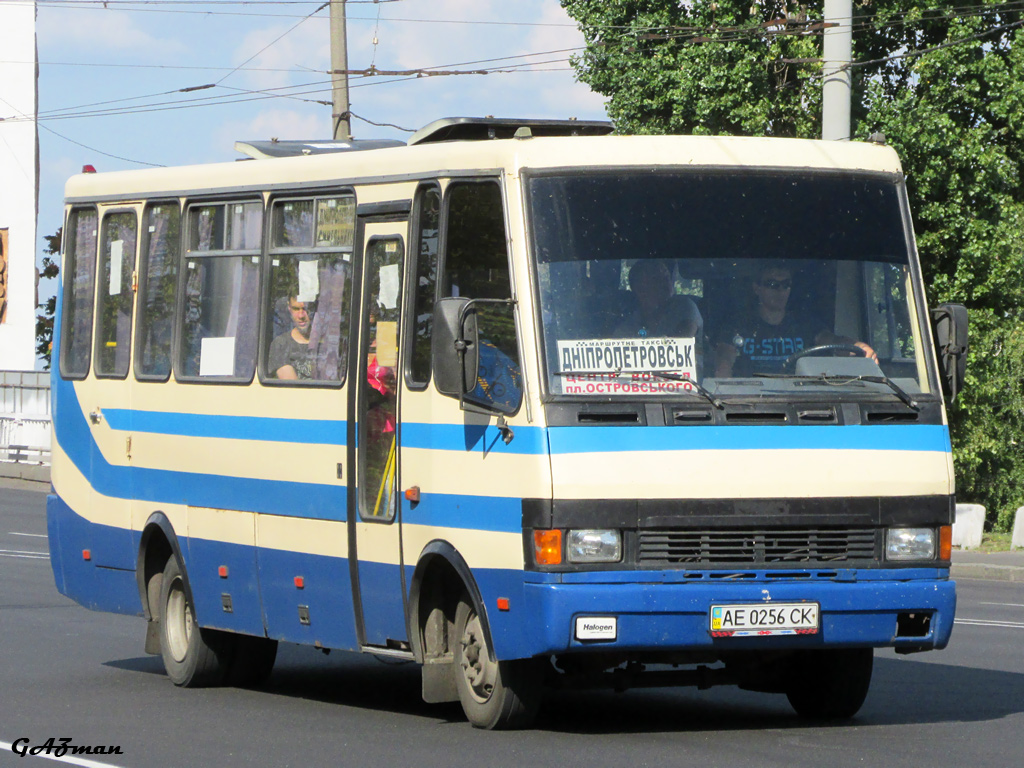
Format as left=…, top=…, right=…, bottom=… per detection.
left=0, top=371, right=52, bottom=468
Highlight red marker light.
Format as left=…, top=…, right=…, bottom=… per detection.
left=497, top=597, right=510, bottom=612
left=218, top=565, right=229, bottom=578
left=82, top=549, right=91, bottom=561
left=82, top=165, right=96, bottom=174
left=294, top=576, right=305, bottom=589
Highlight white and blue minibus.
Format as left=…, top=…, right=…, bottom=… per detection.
left=48, top=118, right=968, bottom=728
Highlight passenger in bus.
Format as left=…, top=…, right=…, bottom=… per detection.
left=614, top=260, right=703, bottom=340
left=714, top=263, right=876, bottom=377
left=269, top=295, right=316, bottom=379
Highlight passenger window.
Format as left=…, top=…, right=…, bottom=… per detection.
left=95, top=211, right=138, bottom=378
left=60, top=208, right=99, bottom=379
left=264, top=195, right=355, bottom=384
left=136, top=203, right=180, bottom=380
left=442, top=182, right=522, bottom=413
left=407, top=184, right=440, bottom=386
left=178, top=201, right=262, bottom=380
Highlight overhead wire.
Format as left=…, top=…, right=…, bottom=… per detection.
left=11, top=2, right=1021, bottom=149
left=213, top=1, right=328, bottom=86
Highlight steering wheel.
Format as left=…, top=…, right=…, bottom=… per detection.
left=784, top=343, right=866, bottom=367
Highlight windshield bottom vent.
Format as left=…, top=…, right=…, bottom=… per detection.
left=798, top=408, right=836, bottom=423
left=725, top=412, right=788, bottom=424
left=577, top=411, right=640, bottom=424
left=865, top=410, right=919, bottom=423
left=670, top=407, right=714, bottom=424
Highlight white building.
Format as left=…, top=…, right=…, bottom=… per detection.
left=0, top=1, right=39, bottom=372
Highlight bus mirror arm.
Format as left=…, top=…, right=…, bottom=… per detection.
left=930, top=303, right=968, bottom=402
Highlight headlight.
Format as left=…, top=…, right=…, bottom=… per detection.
left=567, top=529, right=621, bottom=563
left=886, top=528, right=936, bottom=561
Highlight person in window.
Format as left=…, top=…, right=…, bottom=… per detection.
left=614, top=260, right=703, bottom=339
left=714, top=263, right=876, bottom=377
left=269, top=296, right=316, bottom=379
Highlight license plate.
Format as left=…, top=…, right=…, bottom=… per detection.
left=710, top=602, right=819, bottom=637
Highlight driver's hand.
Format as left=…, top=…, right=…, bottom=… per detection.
left=855, top=341, right=878, bottom=363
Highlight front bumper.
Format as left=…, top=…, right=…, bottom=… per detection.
left=513, top=570, right=955, bottom=658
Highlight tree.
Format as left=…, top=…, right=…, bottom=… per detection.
left=36, top=228, right=60, bottom=369
left=563, top=0, right=1024, bottom=528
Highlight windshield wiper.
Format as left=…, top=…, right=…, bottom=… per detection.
left=635, top=371, right=725, bottom=410
left=841, top=374, right=920, bottom=411
left=553, top=370, right=724, bottom=409
left=762, top=372, right=921, bottom=411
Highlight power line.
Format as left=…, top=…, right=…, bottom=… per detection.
left=23, top=0, right=580, bottom=27
left=39, top=123, right=165, bottom=167
left=214, top=1, right=327, bottom=86
left=16, top=3, right=1018, bottom=127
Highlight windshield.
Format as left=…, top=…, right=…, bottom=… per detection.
left=528, top=170, right=933, bottom=400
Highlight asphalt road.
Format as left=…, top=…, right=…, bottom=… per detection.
left=2, top=480, right=1023, bottom=768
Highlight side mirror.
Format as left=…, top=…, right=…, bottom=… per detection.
left=431, top=297, right=479, bottom=398
left=930, top=302, right=968, bottom=402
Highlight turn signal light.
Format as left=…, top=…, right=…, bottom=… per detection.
left=534, top=529, right=562, bottom=566
left=939, top=525, right=953, bottom=561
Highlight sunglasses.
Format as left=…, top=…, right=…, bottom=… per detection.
left=759, top=279, right=792, bottom=291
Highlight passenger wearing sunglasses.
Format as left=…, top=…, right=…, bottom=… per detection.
left=714, top=264, right=876, bottom=377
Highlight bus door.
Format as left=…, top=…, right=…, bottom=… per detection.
left=85, top=208, right=139, bottom=571
left=350, top=219, right=409, bottom=649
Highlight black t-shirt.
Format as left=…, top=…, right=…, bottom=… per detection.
left=268, top=332, right=315, bottom=379
left=722, top=312, right=823, bottom=375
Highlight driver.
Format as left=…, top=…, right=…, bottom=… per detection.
left=714, top=263, right=876, bottom=377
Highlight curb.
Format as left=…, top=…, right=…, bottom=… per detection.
left=0, top=463, right=50, bottom=484
left=951, top=562, right=1024, bottom=583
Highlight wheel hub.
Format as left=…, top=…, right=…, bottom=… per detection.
left=459, top=611, right=496, bottom=703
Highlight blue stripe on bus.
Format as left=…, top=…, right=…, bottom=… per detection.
left=98, top=410, right=952, bottom=457
left=546, top=424, right=952, bottom=454
left=104, top=408, right=347, bottom=446
left=403, top=492, right=522, bottom=533
left=400, top=421, right=547, bottom=455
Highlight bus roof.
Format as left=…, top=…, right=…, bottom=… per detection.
left=64, top=125, right=903, bottom=203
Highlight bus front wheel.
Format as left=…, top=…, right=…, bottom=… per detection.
left=785, top=648, right=873, bottom=720
left=158, top=557, right=232, bottom=687
left=453, top=598, right=543, bottom=729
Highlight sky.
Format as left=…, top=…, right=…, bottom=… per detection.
left=25, top=0, right=609, bottom=253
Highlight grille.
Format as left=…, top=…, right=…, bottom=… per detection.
left=637, top=528, right=878, bottom=566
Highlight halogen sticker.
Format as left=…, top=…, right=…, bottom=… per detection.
left=576, top=616, right=617, bottom=641
left=556, top=337, right=697, bottom=395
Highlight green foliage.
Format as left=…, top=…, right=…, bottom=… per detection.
left=562, top=0, right=824, bottom=137
left=35, top=228, right=61, bottom=369
left=563, top=0, right=1024, bottom=528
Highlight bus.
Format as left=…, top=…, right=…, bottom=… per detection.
left=47, top=117, right=968, bottom=729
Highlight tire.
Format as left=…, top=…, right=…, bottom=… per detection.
left=158, top=557, right=233, bottom=687
left=785, top=648, right=873, bottom=720
left=227, top=635, right=278, bottom=687
left=453, top=598, right=543, bottom=730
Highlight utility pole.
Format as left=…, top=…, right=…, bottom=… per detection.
left=822, top=0, right=852, bottom=141
left=330, top=0, right=351, bottom=140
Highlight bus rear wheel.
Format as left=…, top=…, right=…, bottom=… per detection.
left=158, top=557, right=232, bottom=687
left=453, top=598, right=543, bottom=730
left=785, top=648, right=873, bottom=720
